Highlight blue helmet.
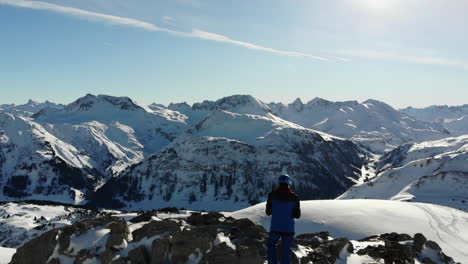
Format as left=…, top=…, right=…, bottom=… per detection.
left=278, top=174, right=292, bottom=185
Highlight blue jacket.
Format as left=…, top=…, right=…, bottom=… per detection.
left=266, top=186, right=301, bottom=234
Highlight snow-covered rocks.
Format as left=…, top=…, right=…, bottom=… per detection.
left=229, top=199, right=468, bottom=262
left=8, top=203, right=462, bottom=264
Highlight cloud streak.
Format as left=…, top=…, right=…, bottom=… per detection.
left=339, top=49, right=468, bottom=71
left=0, top=0, right=330, bottom=61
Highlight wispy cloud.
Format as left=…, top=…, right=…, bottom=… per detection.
left=162, top=16, right=176, bottom=26
left=0, top=0, right=331, bottom=61
left=339, top=49, right=468, bottom=71
left=190, top=30, right=330, bottom=61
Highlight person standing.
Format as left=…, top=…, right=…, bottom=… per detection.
left=266, top=174, right=301, bottom=264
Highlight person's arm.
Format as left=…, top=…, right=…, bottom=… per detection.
left=293, top=195, right=301, bottom=219
left=266, top=193, right=272, bottom=216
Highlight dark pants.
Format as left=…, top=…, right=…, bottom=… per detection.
left=267, top=232, right=294, bottom=264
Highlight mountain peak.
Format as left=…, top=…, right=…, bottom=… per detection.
left=307, top=97, right=332, bottom=105
left=190, top=94, right=272, bottom=116
left=26, top=99, right=39, bottom=106
left=65, top=94, right=143, bottom=112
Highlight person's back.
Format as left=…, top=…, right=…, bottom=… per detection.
left=266, top=174, right=301, bottom=264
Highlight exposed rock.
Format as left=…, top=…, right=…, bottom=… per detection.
left=381, top=232, right=412, bottom=242
left=132, top=220, right=180, bottom=242
left=10, top=229, right=59, bottom=264
left=129, top=211, right=156, bottom=223
left=150, top=236, right=171, bottom=264
left=422, top=257, right=437, bottom=264
left=187, top=212, right=225, bottom=226
left=425, top=240, right=441, bottom=252
left=128, top=245, right=150, bottom=264
left=413, top=233, right=427, bottom=252
left=200, top=242, right=238, bottom=264
left=170, top=225, right=218, bottom=263
left=106, top=218, right=129, bottom=250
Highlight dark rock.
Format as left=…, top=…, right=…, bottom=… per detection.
left=357, top=240, right=417, bottom=264
left=187, top=212, right=225, bottom=226
left=413, top=233, right=427, bottom=252
left=132, top=220, right=180, bottom=242
left=129, top=211, right=156, bottom=223
left=10, top=229, right=60, bottom=264
left=75, top=249, right=96, bottom=264
left=200, top=242, right=238, bottom=264
left=422, top=257, right=437, bottom=264
left=170, top=226, right=218, bottom=264
left=157, top=207, right=179, bottom=214
left=150, top=236, right=171, bottom=264
left=295, top=235, right=322, bottom=249
left=128, top=245, right=150, bottom=264
left=424, top=240, right=441, bottom=252
left=106, top=218, right=129, bottom=250
left=381, top=232, right=412, bottom=242
left=47, top=258, right=61, bottom=264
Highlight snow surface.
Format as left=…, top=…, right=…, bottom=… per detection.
left=0, top=247, right=15, bottom=264
left=229, top=199, right=468, bottom=263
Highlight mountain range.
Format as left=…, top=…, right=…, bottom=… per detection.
left=0, top=94, right=467, bottom=213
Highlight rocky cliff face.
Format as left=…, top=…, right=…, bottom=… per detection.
left=10, top=210, right=458, bottom=264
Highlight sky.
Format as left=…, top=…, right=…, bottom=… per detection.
left=1, top=0, right=467, bottom=109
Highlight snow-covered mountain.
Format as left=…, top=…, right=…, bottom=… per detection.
left=0, top=100, right=64, bottom=117
left=338, top=135, right=468, bottom=211
left=33, top=94, right=187, bottom=154
left=401, top=104, right=468, bottom=123
left=402, top=105, right=468, bottom=136
left=268, top=98, right=450, bottom=153
left=0, top=112, right=100, bottom=203
left=0, top=94, right=192, bottom=203
left=168, top=95, right=273, bottom=125
left=91, top=110, right=365, bottom=210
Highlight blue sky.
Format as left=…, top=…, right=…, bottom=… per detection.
left=1, top=0, right=467, bottom=108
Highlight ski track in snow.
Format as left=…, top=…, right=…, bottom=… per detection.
left=413, top=203, right=468, bottom=259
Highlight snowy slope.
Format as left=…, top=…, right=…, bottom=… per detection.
left=269, top=98, right=450, bottom=153
left=339, top=135, right=468, bottom=211
left=444, top=115, right=468, bottom=135
left=229, top=199, right=468, bottom=263
left=0, top=112, right=99, bottom=203
left=91, top=110, right=365, bottom=211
